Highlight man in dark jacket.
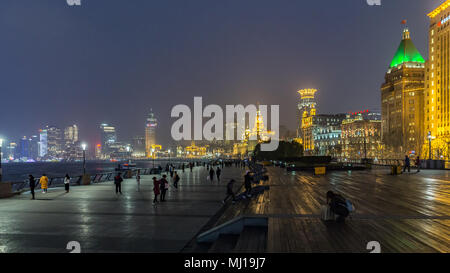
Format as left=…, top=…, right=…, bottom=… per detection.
left=216, top=167, right=222, bottom=181
left=244, top=171, right=253, bottom=197
left=223, top=179, right=236, bottom=204
left=403, top=155, right=411, bottom=173
left=29, top=174, right=36, bottom=200
left=114, top=173, right=123, bottom=194
left=173, top=172, right=180, bottom=189
left=209, top=168, right=215, bottom=181
left=160, top=175, right=169, bottom=201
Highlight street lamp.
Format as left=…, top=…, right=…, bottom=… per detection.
left=81, top=143, right=87, bottom=175
left=151, top=148, right=155, bottom=169
left=427, top=131, right=435, bottom=160
left=126, top=146, right=131, bottom=163
left=0, top=138, right=3, bottom=182
left=168, top=149, right=171, bottom=164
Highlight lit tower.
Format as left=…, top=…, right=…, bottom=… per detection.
left=381, top=24, right=425, bottom=158
left=297, top=89, right=317, bottom=138
left=145, top=109, right=158, bottom=158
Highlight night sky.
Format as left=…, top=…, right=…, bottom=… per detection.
left=0, top=0, right=443, bottom=149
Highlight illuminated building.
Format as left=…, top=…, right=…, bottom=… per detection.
left=5, top=142, right=17, bottom=160
left=19, top=136, right=30, bottom=160
left=39, top=129, right=48, bottom=157
left=425, top=1, right=450, bottom=159
left=145, top=109, right=158, bottom=158
left=95, top=144, right=102, bottom=159
left=341, top=113, right=382, bottom=160
left=381, top=27, right=425, bottom=158
left=46, top=126, right=63, bottom=159
left=132, top=136, right=146, bottom=158
left=100, top=123, right=117, bottom=157
left=177, top=141, right=207, bottom=158
left=232, top=108, right=275, bottom=158
left=303, top=114, right=346, bottom=156
left=64, top=125, right=79, bottom=144
left=297, top=89, right=317, bottom=138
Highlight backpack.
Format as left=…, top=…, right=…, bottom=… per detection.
left=345, top=200, right=355, bottom=212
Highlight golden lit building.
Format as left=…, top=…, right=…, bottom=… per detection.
left=297, top=89, right=317, bottom=139
left=145, top=109, right=157, bottom=158
left=178, top=141, right=207, bottom=158
left=341, top=114, right=382, bottom=160
left=425, top=1, right=450, bottom=160
left=381, top=27, right=425, bottom=158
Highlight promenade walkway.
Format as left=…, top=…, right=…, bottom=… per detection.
left=0, top=166, right=244, bottom=253
left=215, top=166, right=450, bottom=253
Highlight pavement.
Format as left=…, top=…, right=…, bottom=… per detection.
left=0, top=166, right=245, bottom=253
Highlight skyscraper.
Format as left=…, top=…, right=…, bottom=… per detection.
left=64, top=125, right=79, bottom=144
left=39, top=129, right=48, bottom=157
left=100, top=123, right=117, bottom=158
left=46, top=126, right=63, bottom=158
left=145, top=109, right=157, bottom=158
left=381, top=27, right=425, bottom=158
left=426, top=1, right=450, bottom=160
left=297, top=89, right=318, bottom=139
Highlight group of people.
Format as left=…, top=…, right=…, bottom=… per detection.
left=27, top=173, right=71, bottom=200
left=208, top=166, right=222, bottom=181
left=403, top=155, right=421, bottom=173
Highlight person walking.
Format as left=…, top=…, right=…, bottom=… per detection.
left=114, top=173, right=123, bottom=194
left=136, top=170, right=141, bottom=192
left=160, top=175, right=169, bottom=202
left=222, top=179, right=236, bottom=204
left=40, top=174, right=49, bottom=193
left=182, top=164, right=185, bottom=173
left=152, top=177, right=160, bottom=204
left=209, top=168, right=215, bottom=181
left=415, top=156, right=421, bottom=173
left=216, top=167, right=221, bottom=181
left=173, top=171, right=180, bottom=189
left=170, top=165, right=174, bottom=178
left=190, top=163, right=193, bottom=172
left=403, top=155, right=411, bottom=173
left=244, top=171, right=253, bottom=198
left=29, top=175, right=36, bottom=200
left=64, top=174, right=70, bottom=193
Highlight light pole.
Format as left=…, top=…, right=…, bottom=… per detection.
left=168, top=149, right=171, bottom=165
left=0, top=138, right=3, bottom=182
left=152, top=148, right=155, bottom=169
left=81, top=143, right=87, bottom=175
left=126, top=146, right=131, bottom=163
left=427, top=131, right=435, bottom=160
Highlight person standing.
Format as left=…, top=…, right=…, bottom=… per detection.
left=114, top=173, right=123, bottom=194
left=415, top=156, right=421, bottom=173
left=152, top=177, right=160, bottom=204
left=216, top=167, right=221, bottom=181
left=160, top=175, right=169, bottom=202
left=64, top=174, right=70, bottom=193
left=190, top=163, right=193, bottom=172
left=29, top=175, right=36, bottom=200
left=209, top=168, right=215, bottom=181
left=244, top=171, right=253, bottom=197
left=173, top=171, right=180, bottom=189
left=223, top=179, right=236, bottom=204
left=136, top=170, right=141, bottom=192
left=182, top=164, right=185, bottom=173
left=403, top=155, right=411, bottom=173
left=40, top=174, right=49, bottom=193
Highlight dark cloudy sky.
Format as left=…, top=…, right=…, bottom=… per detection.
left=0, top=0, right=443, bottom=149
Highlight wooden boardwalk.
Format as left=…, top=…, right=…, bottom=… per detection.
left=215, top=166, right=450, bottom=253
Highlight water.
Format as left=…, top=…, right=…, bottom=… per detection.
left=0, top=159, right=198, bottom=182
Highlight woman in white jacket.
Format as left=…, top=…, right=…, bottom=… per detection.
left=64, top=174, right=70, bottom=193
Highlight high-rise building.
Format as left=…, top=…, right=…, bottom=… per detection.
left=39, top=129, right=48, bottom=157
left=29, top=135, right=39, bottom=160
left=46, top=126, right=63, bottom=158
left=19, top=136, right=30, bottom=160
left=100, top=123, right=117, bottom=158
left=297, top=89, right=318, bottom=138
left=145, top=109, right=158, bottom=158
left=64, top=125, right=79, bottom=144
left=426, top=1, right=450, bottom=160
left=132, top=136, right=145, bottom=158
left=5, top=142, right=17, bottom=160
left=381, top=27, right=425, bottom=158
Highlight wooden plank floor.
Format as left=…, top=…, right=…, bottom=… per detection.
left=216, top=166, right=450, bottom=253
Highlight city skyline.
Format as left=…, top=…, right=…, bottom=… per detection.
left=0, top=1, right=444, bottom=149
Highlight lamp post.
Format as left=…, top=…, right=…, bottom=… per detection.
left=152, top=148, right=155, bottom=169
left=427, top=131, right=434, bottom=160
left=0, top=138, right=3, bottom=182
left=81, top=143, right=87, bottom=175
left=126, top=146, right=131, bottom=164
left=168, top=149, right=171, bottom=165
